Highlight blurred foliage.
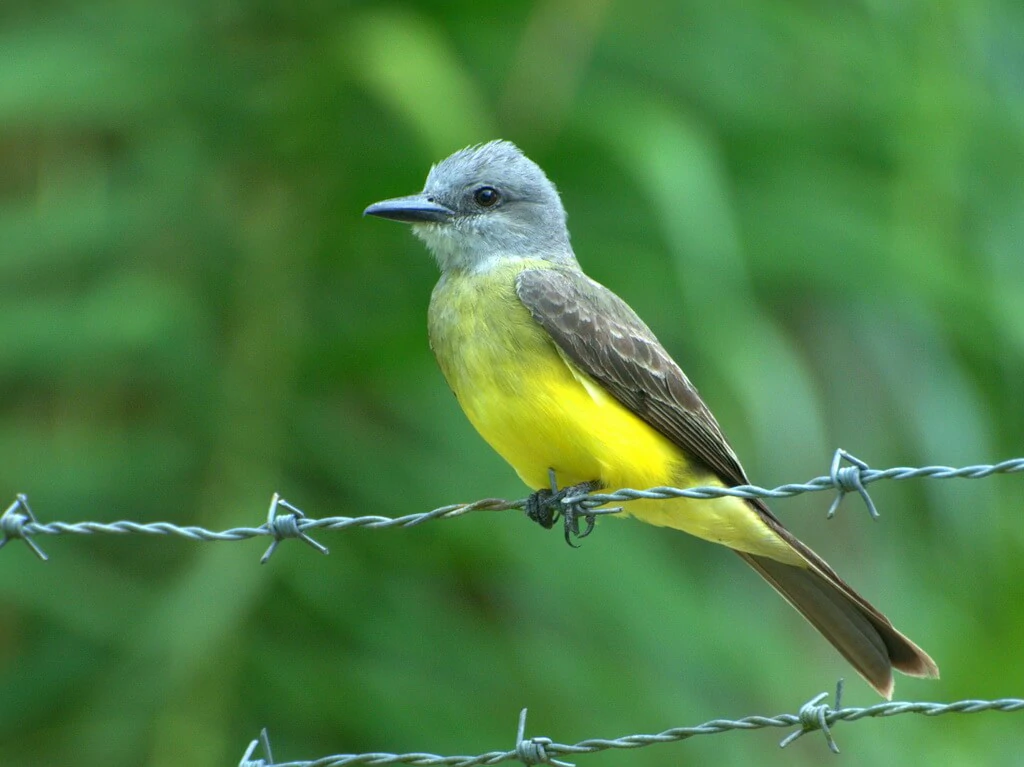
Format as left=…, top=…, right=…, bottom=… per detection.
left=1, top=0, right=1023, bottom=765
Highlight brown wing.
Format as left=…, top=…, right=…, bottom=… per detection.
left=515, top=266, right=750, bottom=488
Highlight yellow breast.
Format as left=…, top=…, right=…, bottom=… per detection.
left=428, top=260, right=685, bottom=491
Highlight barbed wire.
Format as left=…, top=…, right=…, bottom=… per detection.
left=2, top=450, right=1023, bottom=562
left=237, top=682, right=1024, bottom=766
left=6, top=454, right=1022, bottom=760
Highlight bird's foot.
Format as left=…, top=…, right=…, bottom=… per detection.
left=525, top=470, right=602, bottom=547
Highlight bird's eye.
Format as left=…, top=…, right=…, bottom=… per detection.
left=473, top=186, right=500, bottom=207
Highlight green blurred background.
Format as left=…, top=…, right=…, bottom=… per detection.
left=2, top=1, right=1022, bottom=765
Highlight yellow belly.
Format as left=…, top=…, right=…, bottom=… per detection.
left=428, top=260, right=800, bottom=563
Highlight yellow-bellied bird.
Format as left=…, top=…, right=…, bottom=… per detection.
left=364, top=140, right=938, bottom=698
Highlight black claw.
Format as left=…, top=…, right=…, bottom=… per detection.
left=525, top=475, right=602, bottom=547
left=525, top=490, right=557, bottom=529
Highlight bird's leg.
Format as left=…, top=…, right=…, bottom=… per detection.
left=525, top=469, right=602, bottom=547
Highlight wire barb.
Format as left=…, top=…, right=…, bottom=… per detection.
left=779, top=679, right=844, bottom=752
left=0, top=494, right=48, bottom=560
left=515, top=709, right=574, bottom=767
left=239, top=728, right=274, bottom=767
left=827, top=450, right=878, bottom=520
left=261, top=494, right=330, bottom=564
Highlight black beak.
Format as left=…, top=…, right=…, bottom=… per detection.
left=363, top=194, right=455, bottom=223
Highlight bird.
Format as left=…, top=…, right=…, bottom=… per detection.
left=363, top=140, right=939, bottom=698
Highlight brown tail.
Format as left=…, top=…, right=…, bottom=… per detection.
left=736, top=544, right=939, bottom=698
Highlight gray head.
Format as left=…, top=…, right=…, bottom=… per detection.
left=363, top=141, right=576, bottom=272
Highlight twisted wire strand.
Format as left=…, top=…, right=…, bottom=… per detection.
left=237, top=690, right=1024, bottom=766
left=3, top=451, right=1023, bottom=562
left=567, top=453, right=1024, bottom=508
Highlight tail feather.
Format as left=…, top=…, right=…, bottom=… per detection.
left=737, top=548, right=939, bottom=698
left=731, top=497, right=939, bottom=697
